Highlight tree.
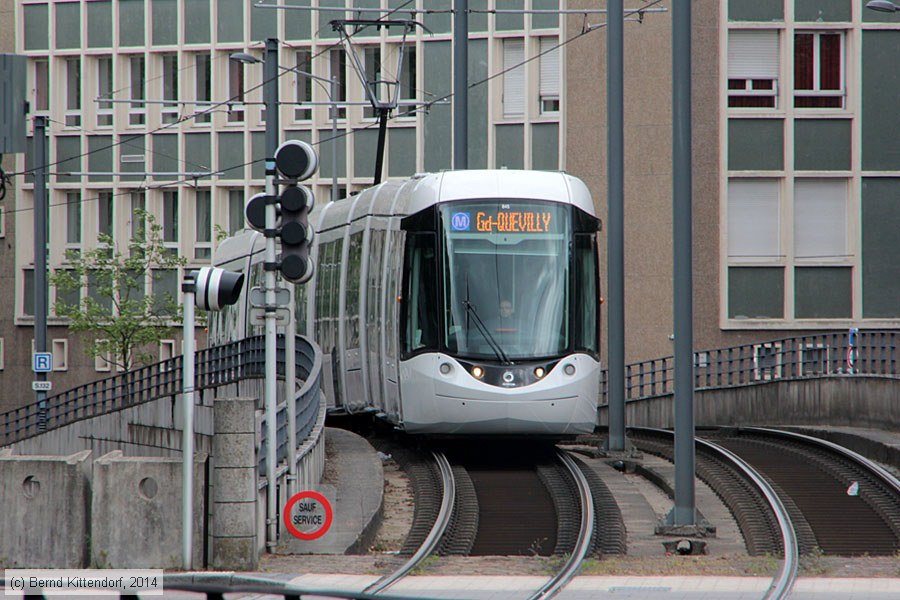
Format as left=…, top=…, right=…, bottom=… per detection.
left=50, top=210, right=187, bottom=371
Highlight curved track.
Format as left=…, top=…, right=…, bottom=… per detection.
left=363, top=451, right=455, bottom=595
left=525, top=450, right=596, bottom=600
left=709, top=427, right=900, bottom=556
left=630, top=427, right=799, bottom=600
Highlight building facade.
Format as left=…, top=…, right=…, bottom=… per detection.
left=9, top=0, right=900, bottom=411
left=567, top=0, right=900, bottom=364
left=5, top=0, right=565, bottom=404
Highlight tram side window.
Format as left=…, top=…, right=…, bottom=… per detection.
left=402, top=232, right=438, bottom=355
left=574, top=233, right=599, bottom=355
left=345, top=231, right=364, bottom=348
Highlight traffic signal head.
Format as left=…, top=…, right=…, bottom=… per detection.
left=278, top=184, right=315, bottom=283
left=193, top=266, right=245, bottom=311
left=274, top=140, right=318, bottom=284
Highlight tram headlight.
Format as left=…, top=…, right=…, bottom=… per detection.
left=471, top=366, right=485, bottom=379
left=439, top=362, right=452, bottom=375
left=564, top=364, right=576, bottom=376
left=534, top=367, right=546, bottom=379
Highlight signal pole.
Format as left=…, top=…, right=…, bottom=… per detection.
left=453, top=0, right=468, bottom=169
left=263, top=37, right=280, bottom=552
left=33, top=116, right=49, bottom=427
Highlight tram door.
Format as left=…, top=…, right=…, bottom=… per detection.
left=342, top=228, right=366, bottom=412
left=382, top=227, right=404, bottom=420
left=364, top=223, right=387, bottom=414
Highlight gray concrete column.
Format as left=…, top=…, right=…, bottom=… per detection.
left=211, top=397, right=258, bottom=570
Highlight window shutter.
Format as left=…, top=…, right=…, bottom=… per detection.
left=539, top=37, right=560, bottom=97
left=728, top=30, right=779, bottom=79
left=503, top=38, right=525, bottom=117
left=728, top=179, right=781, bottom=258
left=794, top=179, right=847, bottom=259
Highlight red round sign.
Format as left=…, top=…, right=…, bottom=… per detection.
left=283, top=490, right=333, bottom=540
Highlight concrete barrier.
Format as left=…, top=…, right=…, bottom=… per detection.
left=91, top=450, right=206, bottom=569
left=0, top=450, right=91, bottom=568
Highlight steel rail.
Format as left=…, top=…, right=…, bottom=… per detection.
left=698, top=437, right=799, bottom=600
left=526, top=450, right=595, bottom=600
left=363, top=450, right=456, bottom=595
left=745, top=427, right=900, bottom=496
left=633, top=427, right=798, bottom=600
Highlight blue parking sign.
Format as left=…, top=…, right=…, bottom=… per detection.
left=33, top=352, right=53, bottom=373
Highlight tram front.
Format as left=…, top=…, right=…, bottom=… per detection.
left=399, top=176, right=602, bottom=436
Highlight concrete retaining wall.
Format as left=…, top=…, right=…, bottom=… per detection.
left=91, top=451, right=206, bottom=569
left=598, top=375, right=900, bottom=430
left=9, top=391, right=215, bottom=459
left=0, top=451, right=91, bottom=568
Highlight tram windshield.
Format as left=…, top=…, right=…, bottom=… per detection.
left=440, top=200, right=571, bottom=361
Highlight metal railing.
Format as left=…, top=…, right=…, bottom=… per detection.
left=601, top=329, right=900, bottom=404
left=257, top=337, right=323, bottom=474
left=1, top=334, right=322, bottom=464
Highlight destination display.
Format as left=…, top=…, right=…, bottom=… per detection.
left=448, top=205, right=559, bottom=234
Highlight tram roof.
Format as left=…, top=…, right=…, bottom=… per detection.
left=404, top=170, right=596, bottom=217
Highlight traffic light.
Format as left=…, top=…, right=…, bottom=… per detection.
left=192, top=266, right=245, bottom=311
left=275, top=140, right=318, bottom=284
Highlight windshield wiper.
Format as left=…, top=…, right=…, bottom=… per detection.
left=463, top=299, right=511, bottom=364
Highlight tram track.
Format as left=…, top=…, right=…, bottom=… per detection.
left=363, top=438, right=622, bottom=599
left=707, top=427, right=900, bottom=557
left=630, top=427, right=799, bottom=600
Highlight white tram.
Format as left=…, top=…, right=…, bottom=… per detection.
left=211, top=170, right=602, bottom=436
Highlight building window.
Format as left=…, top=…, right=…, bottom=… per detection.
left=23, top=269, right=34, bottom=317
left=65, top=57, right=82, bottom=127
left=0, top=338, right=4, bottom=370
left=94, top=340, right=112, bottom=372
left=228, top=59, right=245, bottom=123
left=34, top=59, right=49, bottom=113
left=129, top=55, right=146, bottom=125
left=161, top=54, right=179, bottom=124
left=726, top=177, right=854, bottom=322
left=55, top=269, right=81, bottom=315
left=294, top=50, right=313, bottom=121
left=399, top=46, right=417, bottom=104
left=728, top=30, right=779, bottom=109
left=793, top=179, right=848, bottom=261
left=129, top=191, right=146, bottom=241
left=538, top=37, right=560, bottom=115
left=330, top=48, right=347, bottom=120
left=0, top=206, right=5, bottom=237
left=162, top=190, right=179, bottom=252
left=159, top=339, right=176, bottom=370
left=152, top=269, right=179, bottom=315
left=52, top=339, right=68, bottom=371
left=195, top=53, right=212, bottom=123
left=66, top=192, right=82, bottom=247
left=502, top=38, right=525, bottom=117
left=794, top=31, right=845, bottom=109
left=97, top=56, right=114, bottom=127
left=363, top=46, right=382, bottom=119
left=99, top=191, right=114, bottom=239
left=228, top=189, right=245, bottom=235
left=194, top=190, right=212, bottom=260
left=728, top=178, right=781, bottom=261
